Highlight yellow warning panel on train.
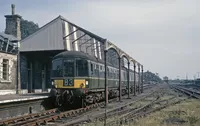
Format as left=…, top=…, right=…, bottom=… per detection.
left=54, top=80, right=64, bottom=88
left=74, top=79, right=86, bottom=88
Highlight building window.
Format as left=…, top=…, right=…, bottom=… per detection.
left=3, top=59, right=9, bottom=80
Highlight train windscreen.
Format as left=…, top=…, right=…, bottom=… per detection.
left=52, top=59, right=63, bottom=77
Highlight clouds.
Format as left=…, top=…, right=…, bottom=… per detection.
left=0, top=0, right=199, bottom=79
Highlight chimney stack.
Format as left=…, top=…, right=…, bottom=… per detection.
left=5, top=4, right=22, bottom=40
left=11, top=4, right=15, bottom=15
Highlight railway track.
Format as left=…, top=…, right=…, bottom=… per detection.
left=0, top=92, right=137, bottom=126
left=64, top=90, right=160, bottom=126
left=107, top=97, right=185, bottom=126
left=0, top=84, right=157, bottom=126
left=103, top=92, right=185, bottom=126
left=64, top=85, right=176, bottom=126
left=0, top=108, right=58, bottom=126
left=171, top=85, right=200, bottom=99
left=0, top=100, right=106, bottom=126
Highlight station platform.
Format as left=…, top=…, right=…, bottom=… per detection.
left=0, top=92, right=49, bottom=104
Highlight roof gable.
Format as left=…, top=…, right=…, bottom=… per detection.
left=20, top=16, right=64, bottom=52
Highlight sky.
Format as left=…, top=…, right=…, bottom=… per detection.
left=0, top=0, right=199, bottom=80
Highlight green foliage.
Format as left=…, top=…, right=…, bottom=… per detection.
left=20, top=19, right=39, bottom=39
left=187, top=116, right=199, bottom=125
left=143, top=71, right=162, bottom=83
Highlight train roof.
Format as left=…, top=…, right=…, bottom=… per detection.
left=53, top=51, right=113, bottom=65
left=53, top=51, right=96, bottom=61
left=53, top=51, right=135, bottom=71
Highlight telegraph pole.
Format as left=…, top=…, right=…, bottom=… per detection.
left=197, top=72, right=200, bottom=78
left=104, top=40, right=108, bottom=126
left=194, top=75, right=196, bottom=85
left=127, top=62, right=130, bottom=99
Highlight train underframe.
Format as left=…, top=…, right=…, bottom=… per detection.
left=50, top=86, right=139, bottom=109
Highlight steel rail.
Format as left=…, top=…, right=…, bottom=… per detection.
left=171, top=85, right=200, bottom=99
left=62, top=91, right=158, bottom=126
left=64, top=87, right=166, bottom=126
left=0, top=108, right=58, bottom=125
left=0, top=84, right=157, bottom=126
left=107, top=97, right=184, bottom=126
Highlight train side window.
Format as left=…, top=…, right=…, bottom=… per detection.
left=114, top=70, right=116, bottom=79
left=111, top=69, right=113, bottom=79
left=107, top=68, right=109, bottom=78
left=130, top=73, right=132, bottom=81
left=100, top=66, right=102, bottom=70
left=91, top=63, right=93, bottom=73
left=76, top=59, right=88, bottom=77
left=96, top=64, right=99, bottom=76
left=96, top=65, right=99, bottom=70
left=131, top=73, right=133, bottom=80
left=124, top=72, right=126, bottom=80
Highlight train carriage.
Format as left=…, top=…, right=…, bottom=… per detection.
left=50, top=51, right=136, bottom=107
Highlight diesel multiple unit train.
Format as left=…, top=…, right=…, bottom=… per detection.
left=50, top=51, right=139, bottom=107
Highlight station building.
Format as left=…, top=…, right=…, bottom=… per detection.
left=0, top=25, right=19, bottom=95
left=19, top=15, right=107, bottom=93
left=19, top=15, right=142, bottom=94
left=0, top=4, right=142, bottom=94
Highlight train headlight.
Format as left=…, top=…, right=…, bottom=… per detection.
left=86, top=81, right=88, bottom=86
left=51, top=81, right=54, bottom=86
left=52, top=81, right=57, bottom=88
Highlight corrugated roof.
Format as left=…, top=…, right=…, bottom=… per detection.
left=19, top=15, right=142, bottom=66
left=20, top=16, right=65, bottom=52
left=20, top=15, right=107, bottom=52
left=59, top=16, right=106, bottom=42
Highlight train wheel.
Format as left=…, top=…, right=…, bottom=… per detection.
left=55, top=95, right=62, bottom=107
left=81, top=98, right=86, bottom=108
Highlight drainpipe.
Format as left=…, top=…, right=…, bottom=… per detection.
left=16, top=40, right=20, bottom=94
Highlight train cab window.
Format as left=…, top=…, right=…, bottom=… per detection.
left=52, top=59, right=63, bottom=77
left=76, top=59, right=88, bottom=76
left=63, top=59, right=74, bottom=77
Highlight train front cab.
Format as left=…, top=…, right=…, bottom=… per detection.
left=50, top=57, right=90, bottom=107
